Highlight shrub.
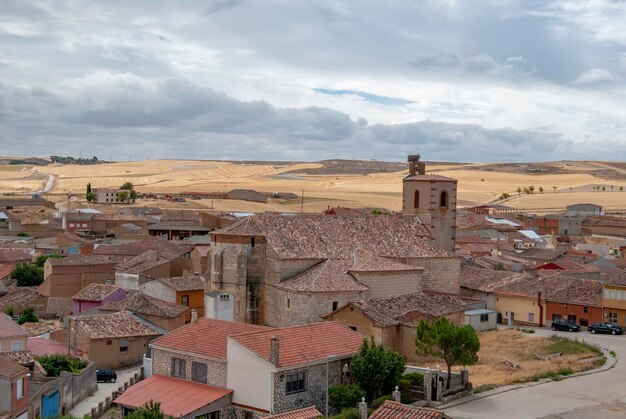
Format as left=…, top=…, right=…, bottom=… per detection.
left=473, top=384, right=497, bottom=394
left=17, top=307, right=38, bottom=325
left=11, top=263, right=44, bottom=287
left=403, top=372, right=423, bottom=387
left=329, top=384, right=365, bottom=411
left=398, top=378, right=412, bottom=403
left=331, top=408, right=361, bottom=419
left=17, top=232, right=29, bottom=237
left=35, top=254, right=63, bottom=268
left=370, top=395, right=393, bottom=410
left=36, top=354, right=86, bottom=377
left=4, top=306, right=14, bottom=317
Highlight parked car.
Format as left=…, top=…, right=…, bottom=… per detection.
left=551, top=319, right=580, bottom=332
left=587, top=322, right=623, bottom=335
left=96, top=369, right=117, bottom=383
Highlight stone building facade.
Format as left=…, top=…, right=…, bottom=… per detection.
left=151, top=347, right=227, bottom=388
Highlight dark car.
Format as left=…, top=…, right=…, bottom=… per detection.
left=587, top=322, right=623, bottom=335
left=551, top=319, right=580, bottom=332
left=96, top=369, right=117, bottom=383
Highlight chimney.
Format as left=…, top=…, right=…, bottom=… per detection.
left=270, top=336, right=280, bottom=367
left=190, top=309, right=198, bottom=323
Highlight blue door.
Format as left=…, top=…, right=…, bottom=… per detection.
left=42, top=391, right=59, bottom=419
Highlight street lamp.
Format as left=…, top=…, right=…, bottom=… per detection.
left=325, top=355, right=337, bottom=419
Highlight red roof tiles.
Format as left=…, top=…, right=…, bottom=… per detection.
left=151, top=318, right=272, bottom=359
left=229, top=322, right=363, bottom=368
left=72, top=283, right=120, bottom=301
left=370, top=401, right=449, bottom=419
left=266, top=406, right=322, bottom=419
left=0, top=313, right=29, bottom=339
left=114, top=374, right=232, bottom=417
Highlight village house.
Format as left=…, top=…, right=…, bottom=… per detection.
left=141, top=273, right=205, bottom=323
left=582, top=217, right=626, bottom=237
left=0, top=357, right=29, bottom=419
left=566, top=203, right=603, bottom=217
left=208, top=214, right=459, bottom=327
left=0, top=249, right=33, bottom=267
left=460, top=267, right=529, bottom=311
left=53, top=311, right=162, bottom=370
left=114, top=249, right=193, bottom=293
left=0, top=314, right=29, bottom=352
left=321, top=291, right=468, bottom=363
left=110, top=223, right=148, bottom=240
left=369, top=400, right=450, bottom=419
left=71, top=282, right=127, bottom=314
left=39, top=254, right=119, bottom=298
left=601, top=279, right=626, bottom=327
left=62, top=210, right=96, bottom=233
left=97, top=293, right=188, bottom=331
left=0, top=287, right=48, bottom=317
left=93, top=188, right=131, bottom=204
left=90, top=213, right=147, bottom=235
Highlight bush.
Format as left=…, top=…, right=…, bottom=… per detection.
left=370, top=395, right=393, bottom=410
left=17, top=307, right=38, bottom=325
left=473, top=384, right=497, bottom=394
left=329, top=384, right=365, bottom=411
left=35, top=254, right=63, bottom=268
left=36, top=354, right=86, bottom=377
left=4, top=306, right=14, bottom=317
left=331, top=408, right=361, bottom=419
left=17, top=232, right=29, bottom=237
left=11, top=263, right=44, bottom=287
left=403, top=372, right=423, bottom=387
left=398, top=378, right=412, bottom=403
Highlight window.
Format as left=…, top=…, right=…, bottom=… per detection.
left=251, top=237, right=255, bottom=247
left=440, top=191, right=448, bottom=209
left=413, top=190, right=420, bottom=209
left=11, top=341, right=23, bottom=351
left=191, top=362, right=207, bottom=384
left=106, top=340, right=112, bottom=345
left=286, top=371, right=306, bottom=394
left=16, top=378, right=23, bottom=399
left=528, top=313, right=535, bottom=323
left=567, top=314, right=577, bottom=324
left=69, top=223, right=75, bottom=227
left=584, top=306, right=589, bottom=313
left=480, top=313, right=489, bottom=323
left=609, top=312, right=618, bottom=323
left=332, top=301, right=338, bottom=311
left=119, top=339, right=129, bottom=353
left=181, top=295, right=189, bottom=306
left=287, top=298, right=291, bottom=309
left=171, top=358, right=186, bottom=378
left=349, top=326, right=357, bottom=332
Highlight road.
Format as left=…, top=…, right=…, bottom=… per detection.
left=444, top=328, right=626, bottom=418
left=70, top=366, right=141, bottom=417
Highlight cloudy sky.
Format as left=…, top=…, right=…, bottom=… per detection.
left=2, top=0, right=626, bottom=162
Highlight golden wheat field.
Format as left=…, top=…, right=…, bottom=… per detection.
left=1, top=159, right=626, bottom=213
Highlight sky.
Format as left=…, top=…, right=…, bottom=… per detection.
left=2, top=0, right=626, bottom=162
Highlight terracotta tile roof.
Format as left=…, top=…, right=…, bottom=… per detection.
left=47, top=254, right=116, bottom=266
left=0, top=357, right=28, bottom=379
left=323, top=292, right=468, bottom=327
left=151, top=318, right=271, bottom=359
left=0, top=287, right=45, bottom=313
left=536, top=258, right=597, bottom=272
left=28, top=336, right=83, bottom=357
left=93, top=235, right=187, bottom=257
left=404, top=173, right=457, bottom=182
left=278, top=260, right=368, bottom=293
left=76, top=311, right=163, bottom=340
left=494, top=275, right=604, bottom=306
left=518, top=248, right=565, bottom=261
left=215, top=215, right=447, bottom=259
left=98, top=294, right=188, bottom=319
left=0, top=249, right=32, bottom=263
left=58, top=232, right=92, bottom=244
left=0, top=313, right=29, bottom=339
left=0, top=264, right=12, bottom=280
left=266, top=406, right=322, bottom=419
left=72, top=283, right=120, bottom=301
left=229, top=322, right=363, bottom=368
left=349, top=249, right=423, bottom=272
left=92, top=214, right=145, bottom=222
left=156, top=274, right=205, bottom=291
left=460, top=267, right=530, bottom=292
left=0, top=351, right=39, bottom=370
left=370, top=401, right=449, bottom=419
left=116, top=250, right=175, bottom=274
left=114, top=374, right=232, bottom=417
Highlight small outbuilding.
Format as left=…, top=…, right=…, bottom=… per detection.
left=464, top=309, right=497, bottom=331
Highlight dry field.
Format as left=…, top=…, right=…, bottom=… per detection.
left=1, top=159, right=625, bottom=213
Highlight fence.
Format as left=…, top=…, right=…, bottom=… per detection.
left=90, top=368, right=143, bottom=418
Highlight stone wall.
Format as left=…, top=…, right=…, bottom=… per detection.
left=403, top=257, right=461, bottom=295
left=353, top=271, right=421, bottom=299
left=152, top=347, right=227, bottom=388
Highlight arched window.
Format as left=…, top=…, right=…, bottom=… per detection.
left=440, top=191, right=448, bottom=209
left=414, top=190, right=419, bottom=209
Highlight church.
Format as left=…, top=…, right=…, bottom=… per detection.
left=204, top=155, right=461, bottom=327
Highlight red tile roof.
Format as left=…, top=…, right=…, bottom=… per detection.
left=278, top=259, right=368, bottom=293
left=0, top=249, right=32, bottom=263
left=156, top=274, right=205, bottom=291
left=114, top=374, right=232, bottom=417
left=151, top=318, right=272, bottom=359
left=76, top=311, right=162, bottom=340
left=0, top=357, right=28, bottom=379
left=0, top=313, right=29, bottom=339
left=28, top=336, right=83, bottom=357
left=98, top=294, right=187, bottom=319
left=0, top=264, right=14, bottom=280
left=230, top=322, right=363, bottom=368
left=370, top=401, right=449, bottom=419
left=72, top=283, right=120, bottom=301
left=93, top=235, right=187, bottom=257
left=266, top=406, right=322, bottom=419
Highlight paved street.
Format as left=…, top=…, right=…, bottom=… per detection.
left=70, top=366, right=141, bottom=417
left=444, top=328, right=626, bottom=418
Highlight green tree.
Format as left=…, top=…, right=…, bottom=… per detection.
left=349, top=337, right=405, bottom=402
left=125, top=400, right=165, bottom=419
left=36, top=354, right=86, bottom=377
left=35, top=254, right=63, bottom=268
left=602, top=186, right=606, bottom=192
left=17, top=307, right=38, bottom=325
left=117, top=191, right=129, bottom=202
left=415, top=317, right=480, bottom=389
left=130, top=189, right=138, bottom=202
left=529, top=185, right=535, bottom=194
left=538, top=186, right=544, bottom=194
left=4, top=306, right=14, bottom=317
left=329, top=384, right=366, bottom=411
left=493, top=262, right=505, bottom=271
left=86, top=182, right=92, bottom=194
left=86, top=192, right=95, bottom=202
left=10, top=263, right=44, bottom=287
left=120, top=182, right=134, bottom=190
left=516, top=187, right=522, bottom=196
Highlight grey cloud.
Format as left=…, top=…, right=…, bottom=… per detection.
left=203, top=0, right=242, bottom=15
left=409, top=53, right=536, bottom=77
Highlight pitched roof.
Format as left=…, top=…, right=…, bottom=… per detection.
left=151, top=318, right=271, bottom=359
left=0, top=287, right=45, bottom=312
left=28, top=336, right=83, bottom=357
left=404, top=173, right=457, bottom=182
left=214, top=215, right=447, bottom=259
left=156, top=274, right=205, bottom=291
left=0, top=249, right=32, bottom=263
left=115, top=250, right=175, bottom=274
left=47, top=254, right=115, bottom=266
left=460, top=267, right=529, bottom=292
left=229, top=322, right=363, bottom=368
left=0, top=357, right=28, bottom=379
left=535, top=258, right=597, bottom=272
left=72, top=283, right=120, bottom=301
left=278, top=260, right=368, bottom=293
left=0, top=313, right=30, bottom=339
left=93, top=235, right=187, bottom=257
left=98, top=294, right=188, bottom=319
left=114, top=374, right=232, bottom=417
left=76, top=311, right=163, bottom=340
left=348, top=249, right=423, bottom=272
left=494, top=275, right=604, bottom=306
left=323, top=292, right=468, bottom=327
left=519, top=248, right=565, bottom=261
left=0, top=264, right=13, bottom=280
left=370, top=401, right=449, bottom=419
left=266, top=406, right=322, bottom=419
left=92, top=213, right=145, bottom=222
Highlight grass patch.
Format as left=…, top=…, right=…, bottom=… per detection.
left=610, top=350, right=616, bottom=358
left=542, top=335, right=602, bottom=356
left=593, top=357, right=607, bottom=368
left=514, top=367, right=574, bottom=384
left=0, top=165, right=22, bottom=171
left=473, top=384, right=498, bottom=394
